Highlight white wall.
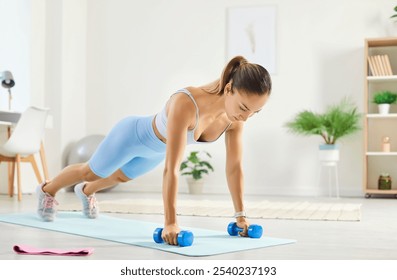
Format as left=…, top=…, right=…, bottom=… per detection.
left=82, top=0, right=397, bottom=197
left=0, top=0, right=40, bottom=194
left=0, top=0, right=86, bottom=194
left=0, top=0, right=31, bottom=111
left=43, top=0, right=87, bottom=177
left=3, top=0, right=397, bottom=196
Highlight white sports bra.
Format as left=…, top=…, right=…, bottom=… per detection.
left=154, top=88, right=231, bottom=144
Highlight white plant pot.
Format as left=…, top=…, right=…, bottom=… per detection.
left=319, top=144, right=339, bottom=166
left=378, top=104, right=390, bottom=115
left=186, top=178, right=204, bottom=194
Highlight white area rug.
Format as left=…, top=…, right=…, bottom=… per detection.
left=59, top=199, right=361, bottom=221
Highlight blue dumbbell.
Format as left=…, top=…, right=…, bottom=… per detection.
left=227, top=222, right=263, bottom=238
left=153, top=227, right=194, bottom=247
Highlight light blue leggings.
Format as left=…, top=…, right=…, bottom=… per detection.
left=88, top=115, right=166, bottom=179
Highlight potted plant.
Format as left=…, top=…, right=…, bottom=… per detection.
left=285, top=98, right=361, bottom=164
left=372, top=91, right=397, bottom=115
left=180, top=151, right=214, bottom=194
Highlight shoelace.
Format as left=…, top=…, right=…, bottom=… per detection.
left=87, top=195, right=98, bottom=216
left=41, top=194, right=58, bottom=215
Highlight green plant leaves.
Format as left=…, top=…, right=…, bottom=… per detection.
left=391, top=5, right=397, bottom=18
left=285, top=98, right=361, bottom=144
left=285, top=110, right=324, bottom=137
left=372, top=91, right=397, bottom=104
left=180, top=151, right=214, bottom=180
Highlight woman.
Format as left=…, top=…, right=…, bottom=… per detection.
left=36, top=55, right=272, bottom=246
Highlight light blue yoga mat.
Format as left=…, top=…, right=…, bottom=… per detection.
left=0, top=212, right=295, bottom=256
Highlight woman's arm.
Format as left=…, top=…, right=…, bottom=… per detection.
left=225, top=121, right=250, bottom=236
left=161, top=94, right=196, bottom=245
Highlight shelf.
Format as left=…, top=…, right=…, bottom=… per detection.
left=364, top=189, right=397, bottom=195
left=366, top=152, right=397, bottom=156
left=364, top=37, right=397, bottom=196
left=367, top=113, right=397, bottom=118
left=367, top=75, right=397, bottom=82
left=366, top=37, right=397, bottom=47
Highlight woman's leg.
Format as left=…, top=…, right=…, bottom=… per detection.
left=37, top=163, right=101, bottom=221
left=42, top=163, right=101, bottom=197
left=73, top=169, right=131, bottom=219
left=82, top=169, right=131, bottom=195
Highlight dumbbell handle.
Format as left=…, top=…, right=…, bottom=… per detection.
left=228, top=222, right=263, bottom=238
left=153, top=228, right=194, bottom=247
left=234, top=226, right=245, bottom=233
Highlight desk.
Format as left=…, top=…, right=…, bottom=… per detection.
left=0, top=110, right=49, bottom=198
left=0, top=110, right=21, bottom=141
left=0, top=110, right=21, bottom=124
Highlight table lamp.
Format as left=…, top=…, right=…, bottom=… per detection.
left=0, top=71, right=15, bottom=110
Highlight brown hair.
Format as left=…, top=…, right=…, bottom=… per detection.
left=200, top=56, right=272, bottom=96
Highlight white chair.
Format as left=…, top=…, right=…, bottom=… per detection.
left=0, top=106, right=49, bottom=201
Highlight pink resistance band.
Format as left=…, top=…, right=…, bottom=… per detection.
left=13, top=244, right=94, bottom=256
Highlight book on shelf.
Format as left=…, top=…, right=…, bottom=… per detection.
left=368, top=54, right=393, bottom=76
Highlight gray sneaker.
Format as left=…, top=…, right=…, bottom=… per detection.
left=36, top=183, right=58, bottom=222
left=74, top=182, right=99, bottom=219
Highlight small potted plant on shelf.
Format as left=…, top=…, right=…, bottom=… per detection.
left=180, top=151, right=214, bottom=194
left=372, top=91, right=397, bottom=115
left=285, top=98, right=361, bottom=164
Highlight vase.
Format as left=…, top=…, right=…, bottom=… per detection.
left=378, top=175, right=392, bottom=190
left=186, top=177, right=204, bottom=194
left=378, top=104, right=390, bottom=115
left=319, top=144, right=339, bottom=166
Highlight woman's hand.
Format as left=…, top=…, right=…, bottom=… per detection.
left=236, top=216, right=250, bottom=237
left=161, top=223, right=181, bottom=246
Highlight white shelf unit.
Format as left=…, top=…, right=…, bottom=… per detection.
left=366, top=152, right=397, bottom=156
left=367, top=75, right=397, bottom=82
left=366, top=113, right=397, bottom=118
left=364, top=37, right=397, bottom=198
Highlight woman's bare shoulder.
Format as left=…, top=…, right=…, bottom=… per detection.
left=166, top=90, right=197, bottom=128
left=168, top=90, right=196, bottom=109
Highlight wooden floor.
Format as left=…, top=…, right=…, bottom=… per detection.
left=1, top=191, right=397, bottom=260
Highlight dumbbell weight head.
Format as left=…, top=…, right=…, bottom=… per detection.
left=177, top=230, right=194, bottom=247
left=247, top=224, right=263, bottom=239
left=227, top=222, right=239, bottom=236
left=153, top=227, right=164, bottom=243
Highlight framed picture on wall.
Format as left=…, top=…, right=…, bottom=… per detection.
left=227, top=6, right=277, bottom=74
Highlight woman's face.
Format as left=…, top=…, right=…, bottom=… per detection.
left=224, top=83, right=269, bottom=122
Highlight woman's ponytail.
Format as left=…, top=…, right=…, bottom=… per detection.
left=201, top=56, right=271, bottom=96
left=218, top=56, right=248, bottom=94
